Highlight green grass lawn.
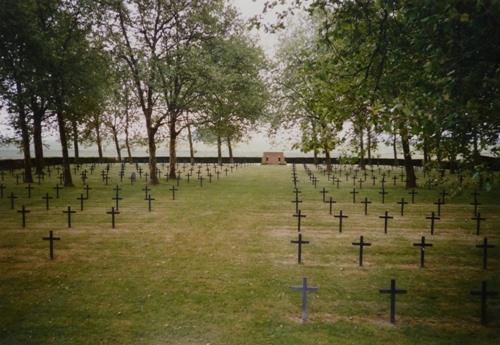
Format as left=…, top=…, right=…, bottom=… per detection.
left=0, top=163, right=499, bottom=344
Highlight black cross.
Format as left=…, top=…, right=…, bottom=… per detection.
left=319, top=187, right=329, bottom=202
left=0, top=183, right=5, bottom=199
left=43, top=230, right=60, bottom=260
left=8, top=192, right=17, bottom=210
left=361, top=197, right=371, bottom=215
left=470, top=198, right=481, bottom=217
left=107, top=207, right=120, bottom=228
left=471, top=213, right=486, bottom=235
left=84, top=184, right=92, bottom=199
left=103, top=173, right=110, bottom=185
left=170, top=185, right=178, bottom=200
left=25, top=184, right=34, bottom=198
left=379, top=279, right=407, bottom=323
left=145, top=194, right=155, bottom=212
left=198, top=175, right=204, bottom=187
left=113, top=184, right=121, bottom=195
left=392, top=175, right=398, bottom=186
left=334, top=210, right=348, bottom=233
left=426, top=212, right=440, bottom=235
left=379, top=188, right=388, bottom=204
left=476, top=237, right=495, bottom=270
left=413, top=236, right=433, bottom=268
left=397, top=198, right=408, bottom=216
left=311, top=176, right=318, bottom=188
left=433, top=198, right=443, bottom=217
left=350, top=188, right=359, bottom=203
left=352, top=235, right=371, bottom=266
left=63, top=206, right=76, bottom=228
left=293, top=210, right=306, bottom=232
left=291, top=194, right=302, bottom=214
left=291, top=233, right=309, bottom=264
left=53, top=184, right=63, bottom=199
left=142, top=185, right=151, bottom=199
left=379, top=211, right=393, bottom=234
left=440, top=190, right=448, bottom=204
left=327, top=196, right=336, bottom=215
left=470, top=281, right=498, bottom=325
left=371, top=175, right=377, bottom=186
left=408, top=189, right=417, bottom=204
left=42, top=193, right=53, bottom=211
left=77, top=194, right=86, bottom=211
left=291, top=277, right=318, bottom=322
left=144, top=172, right=149, bottom=183
left=17, top=205, right=30, bottom=228
left=112, top=192, right=123, bottom=211
left=207, top=172, right=212, bottom=183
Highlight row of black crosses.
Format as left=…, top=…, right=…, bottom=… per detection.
left=3, top=161, right=243, bottom=229
left=289, top=163, right=497, bottom=325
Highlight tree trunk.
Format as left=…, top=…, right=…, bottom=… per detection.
left=112, top=127, right=121, bottom=161
left=168, top=117, right=177, bottom=179
left=367, top=126, right=372, bottom=165
left=124, top=110, right=133, bottom=162
left=32, top=109, right=44, bottom=175
left=227, top=137, right=234, bottom=163
left=324, top=147, right=332, bottom=172
left=399, top=123, right=416, bottom=188
left=95, top=120, right=103, bottom=161
left=313, top=149, right=318, bottom=165
left=359, top=127, right=366, bottom=170
left=187, top=122, right=195, bottom=165
left=423, top=136, right=429, bottom=169
left=17, top=100, right=33, bottom=183
left=217, top=134, right=222, bottom=166
left=71, top=119, right=79, bottom=162
left=56, top=108, right=73, bottom=186
left=392, top=131, right=398, bottom=166
left=147, top=124, right=159, bottom=184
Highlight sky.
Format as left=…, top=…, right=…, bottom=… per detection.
left=0, top=0, right=397, bottom=160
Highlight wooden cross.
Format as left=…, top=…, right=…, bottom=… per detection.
left=144, top=172, right=149, bottom=183
left=334, top=210, right=348, bottom=233
left=327, top=196, right=336, bottom=215
left=63, top=206, right=76, bottom=228
left=426, top=212, right=440, bottom=235
left=371, top=175, right=377, bottom=186
left=352, top=235, right=371, bottom=266
left=198, top=175, right=204, bottom=187
left=42, top=193, right=53, bottom=211
left=472, top=213, right=486, bottom=235
left=25, top=184, right=34, bottom=198
left=83, top=184, right=92, bottom=199
left=379, top=188, right=388, bottom=204
left=397, top=198, right=408, bottom=216
left=470, top=281, right=498, bottom=325
left=350, top=188, right=359, bottom=203
left=142, top=185, right=151, bottom=199
left=392, top=175, right=398, bottom=186
left=379, top=279, right=407, bottom=323
left=53, top=184, right=63, bottom=199
left=470, top=198, right=481, bottom=217
left=170, top=185, right=178, bottom=200
left=112, top=192, right=123, bottom=211
left=413, top=236, right=433, bottom=268
left=311, top=176, right=318, bottom=188
left=107, top=207, right=120, bottom=228
left=360, top=197, right=371, bottom=216
left=145, top=194, right=155, bottom=212
left=207, top=172, right=213, bottom=183
left=440, top=190, right=449, bottom=204
left=334, top=177, right=341, bottom=188
left=291, top=277, right=318, bottom=321
left=433, top=198, right=443, bottom=217
left=379, top=211, right=393, bottom=234
left=77, top=194, right=86, bottom=211
left=358, top=177, right=363, bottom=189
left=408, top=189, right=417, bottom=204
left=17, top=205, right=30, bottom=228
left=9, top=192, right=17, bottom=210
left=293, top=210, right=306, bottom=232
left=43, top=231, right=60, bottom=260
left=291, top=233, right=309, bottom=264
left=319, top=187, right=328, bottom=202
left=476, top=237, right=495, bottom=270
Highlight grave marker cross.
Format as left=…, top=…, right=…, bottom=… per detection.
left=43, top=231, right=60, bottom=260
left=334, top=210, right=348, bottom=233
left=17, top=205, right=30, bottom=228
left=63, top=206, right=76, bottom=228
left=291, top=233, right=309, bottom=264
left=350, top=188, right=359, bottom=203
left=9, top=192, right=17, bottom=209
left=327, top=196, right=336, bottom=215
left=379, top=279, right=407, bottom=323
left=470, top=281, right=498, bottom=325
left=379, top=188, right=388, bottom=204
left=25, top=184, right=34, bottom=198
left=319, top=187, right=329, bottom=202
left=408, top=189, right=417, bottom=204
left=476, top=238, right=495, bottom=270
left=107, top=207, right=120, bottom=228
left=397, top=198, right=408, bottom=216
left=145, top=194, right=155, bottom=212
left=471, top=213, right=486, bottom=236
left=170, top=185, right=178, bottom=200
left=77, top=194, right=86, bottom=211
left=361, top=197, right=371, bottom=216
left=352, top=235, right=371, bottom=266
left=290, top=277, right=318, bottom=322
left=0, top=183, right=5, bottom=199
left=53, top=184, right=63, bottom=199
left=293, top=210, right=306, bottom=232
left=379, top=211, right=393, bottom=234
left=433, top=198, right=443, bottom=217
left=426, top=212, right=440, bottom=235
left=413, top=236, right=433, bottom=268
left=42, top=193, right=53, bottom=211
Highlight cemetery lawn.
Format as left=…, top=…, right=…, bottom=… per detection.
left=0, top=164, right=499, bottom=345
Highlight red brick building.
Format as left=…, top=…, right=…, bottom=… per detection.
left=262, top=152, right=285, bottom=165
